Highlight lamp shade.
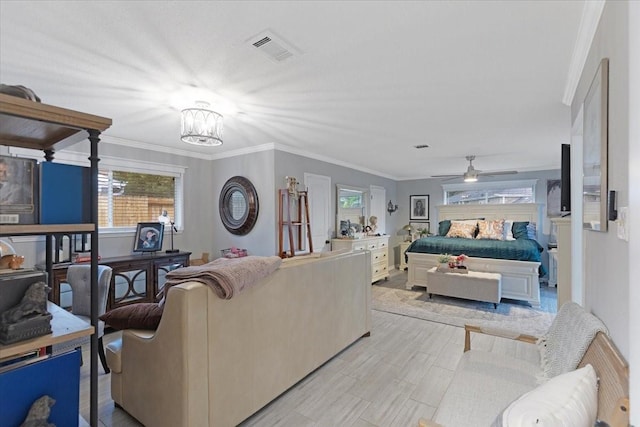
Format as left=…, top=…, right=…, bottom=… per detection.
left=181, top=102, right=223, bottom=146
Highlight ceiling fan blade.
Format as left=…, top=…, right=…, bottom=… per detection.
left=478, top=170, right=518, bottom=176
left=431, top=174, right=460, bottom=178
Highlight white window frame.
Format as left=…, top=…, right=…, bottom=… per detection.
left=7, top=147, right=186, bottom=236
left=442, top=179, right=538, bottom=204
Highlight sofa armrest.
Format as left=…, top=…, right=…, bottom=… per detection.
left=119, top=282, right=210, bottom=427
left=464, top=324, right=539, bottom=352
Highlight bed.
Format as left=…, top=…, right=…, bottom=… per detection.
left=406, top=203, right=543, bottom=307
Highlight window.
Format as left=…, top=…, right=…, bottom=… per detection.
left=7, top=146, right=186, bottom=231
left=443, top=180, right=537, bottom=205
left=99, top=170, right=178, bottom=228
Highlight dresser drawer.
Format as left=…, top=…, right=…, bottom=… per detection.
left=372, top=263, right=389, bottom=280
left=371, top=248, right=388, bottom=264
left=353, top=242, right=367, bottom=251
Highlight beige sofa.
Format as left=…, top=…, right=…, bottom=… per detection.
left=106, top=251, right=371, bottom=427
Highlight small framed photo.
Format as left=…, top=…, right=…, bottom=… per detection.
left=133, top=222, right=164, bottom=252
left=409, top=195, right=429, bottom=221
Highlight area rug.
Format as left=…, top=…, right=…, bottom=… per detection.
left=372, top=272, right=557, bottom=337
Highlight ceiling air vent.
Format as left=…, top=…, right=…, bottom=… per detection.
left=414, top=144, right=430, bottom=149
left=247, top=31, right=301, bottom=63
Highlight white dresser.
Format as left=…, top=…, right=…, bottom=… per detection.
left=332, top=235, right=390, bottom=283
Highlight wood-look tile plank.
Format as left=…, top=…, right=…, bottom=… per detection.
left=389, top=398, right=437, bottom=427
left=410, top=365, right=455, bottom=407
left=360, top=379, right=416, bottom=426
left=314, top=393, right=370, bottom=427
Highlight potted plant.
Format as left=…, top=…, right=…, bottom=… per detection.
left=437, top=254, right=451, bottom=272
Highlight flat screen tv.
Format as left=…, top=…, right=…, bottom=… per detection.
left=561, top=143, right=571, bottom=215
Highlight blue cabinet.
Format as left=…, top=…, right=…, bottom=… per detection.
left=0, top=350, right=80, bottom=427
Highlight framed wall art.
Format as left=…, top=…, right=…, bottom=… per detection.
left=583, top=58, right=609, bottom=232
left=409, top=195, right=429, bottom=221
left=0, top=155, right=37, bottom=224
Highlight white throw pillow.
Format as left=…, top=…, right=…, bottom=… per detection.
left=503, top=219, right=515, bottom=241
left=493, top=364, right=598, bottom=427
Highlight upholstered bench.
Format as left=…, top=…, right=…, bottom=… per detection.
left=419, top=302, right=629, bottom=427
left=426, top=267, right=501, bottom=308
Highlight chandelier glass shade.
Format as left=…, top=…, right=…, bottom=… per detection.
left=181, top=102, right=223, bottom=146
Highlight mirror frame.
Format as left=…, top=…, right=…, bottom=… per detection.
left=582, top=58, right=609, bottom=232
left=219, top=176, right=259, bottom=235
left=336, top=184, right=369, bottom=237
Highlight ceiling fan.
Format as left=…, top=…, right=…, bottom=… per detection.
left=432, top=155, right=518, bottom=182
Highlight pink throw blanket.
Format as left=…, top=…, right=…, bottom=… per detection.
left=164, top=256, right=282, bottom=300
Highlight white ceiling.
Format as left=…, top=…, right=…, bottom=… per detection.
left=0, top=1, right=585, bottom=180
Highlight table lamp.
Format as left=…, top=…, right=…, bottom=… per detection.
left=402, top=224, right=413, bottom=241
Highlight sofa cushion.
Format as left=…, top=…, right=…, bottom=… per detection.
left=100, top=303, right=163, bottom=330
left=433, top=350, right=540, bottom=427
left=105, top=339, right=123, bottom=373
left=493, top=364, right=597, bottom=426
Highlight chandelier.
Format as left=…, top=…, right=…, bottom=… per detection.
left=180, top=101, right=223, bottom=146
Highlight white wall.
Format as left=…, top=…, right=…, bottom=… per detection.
left=274, top=150, right=399, bottom=256
left=570, top=0, right=630, bottom=360
left=627, top=1, right=639, bottom=423
left=210, top=150, right=276, bottom=257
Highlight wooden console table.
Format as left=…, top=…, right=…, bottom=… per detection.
left=44, top=252, right=191, bottom=311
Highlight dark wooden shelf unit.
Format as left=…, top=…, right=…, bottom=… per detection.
left=0, top=93, right=111, bottom=426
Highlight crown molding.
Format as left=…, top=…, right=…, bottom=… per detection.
left=101, top=135, right=214, bottom=160
left=271, top=143, right=397, bottom=180
left=205, top=141, right=397, bottom=180
left=562, top=0, right=606, bottom=106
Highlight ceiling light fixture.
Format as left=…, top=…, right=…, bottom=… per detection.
left=463, top=171, right=478, bottom=182
left=181, top=101, right=223, bottom=146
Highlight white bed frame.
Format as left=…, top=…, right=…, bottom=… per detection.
left=406, top=203, right=543, bottom=307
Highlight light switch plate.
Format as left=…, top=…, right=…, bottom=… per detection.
left=616, top=207, right=629, bottom=241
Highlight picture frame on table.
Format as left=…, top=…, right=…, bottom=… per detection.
left=133, top=222, right=164, bottom=252
left=410, top=222, right=430, bottom=240
left=409, top=195, right=429, bottom=221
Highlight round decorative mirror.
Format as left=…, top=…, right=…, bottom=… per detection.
left=219, top=176, right=259, bottom=235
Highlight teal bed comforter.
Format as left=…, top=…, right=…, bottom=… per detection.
left=406, top=236, right=544, bottom=264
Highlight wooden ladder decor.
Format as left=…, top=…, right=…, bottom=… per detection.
left=278, top=189, right=313, bottom=258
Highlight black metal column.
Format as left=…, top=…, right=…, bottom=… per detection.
left=87, top=129, right=100, bottom=427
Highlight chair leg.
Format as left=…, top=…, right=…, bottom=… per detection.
left=98, top=336, right=110, bottom=374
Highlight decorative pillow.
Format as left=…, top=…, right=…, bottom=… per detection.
left=503, top=219, right=515, bottom=240
left=99, top=303, right=163, bottom=330
left=438, top=220, right=452, bottom=236
left=445, top=221, right=477, bottom=239
left=526, top=222, right=537, bottom=239
left=476, top=219, right=505, bottom=240
left=512, top=221, right=530, bottom=239
left=492, top=364, right=597, bottom=427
